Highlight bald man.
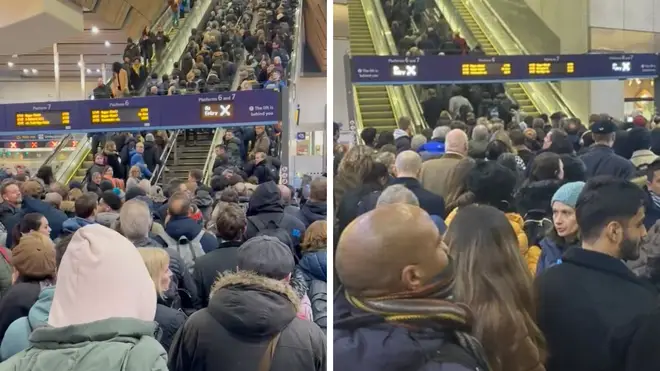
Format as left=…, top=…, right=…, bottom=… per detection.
left=277, top=184, right=301, bottom=217
left=335, top=204, right=480, bottom=371
left=420, top=129, right=468, bottom=200
left=392, top=151, right=446, bottom=217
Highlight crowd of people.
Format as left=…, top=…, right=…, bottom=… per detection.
left=0, top=141, right=327, bottom=370
left=334, top=109, right=660, bottom=371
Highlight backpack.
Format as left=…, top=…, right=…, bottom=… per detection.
left=158, top=230, right=206, bottom=274
left=248, top=214, right=296, bottom=256
left=522, top=209, right=553, bottom=247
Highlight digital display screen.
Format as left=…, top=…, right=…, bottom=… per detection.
left=461, top=63, right=511, bottom=76
left=351, top=54, right=658, bottom=84
left=90, top=107, right=149, bottom=125
left=528, top=62, right=575, bottom=75
left=200, top=102, right=234, bottom=121
left=15, top=111, right=70, bottom=127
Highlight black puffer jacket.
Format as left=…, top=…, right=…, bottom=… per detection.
left=155, top=303, right=187, bottom=352
left=515, top=179, right=563, bottom=218
left=168, top=271, right=326, bottom=371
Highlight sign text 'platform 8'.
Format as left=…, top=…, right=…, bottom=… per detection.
left=351, top=53, right=659, bottom=85
left=0, top=90, right=280, bottom=134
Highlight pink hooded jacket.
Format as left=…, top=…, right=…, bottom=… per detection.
left=49, top=224, right=157, bottom=328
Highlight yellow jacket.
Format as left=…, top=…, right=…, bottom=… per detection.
left=445, top=207, right=541, bottom=275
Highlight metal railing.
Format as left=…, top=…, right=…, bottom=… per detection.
left=150, top=129, right=183, bottom=185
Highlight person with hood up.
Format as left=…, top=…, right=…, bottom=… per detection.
left=445, top=160, right=541, bottom=274
left=168, top=235, right=326, bottom=371
left=142, top=134, right=162, bottom=173
left=534, top=181, right=584, bottom=275
left=0, top=224, right=167, bottom=370
left=0, top=235, right=70, bottom=360
left=297, top=177, right=327, bottom=227
left=292, top=220, right=327, bottom=331
left=245, top=181, right=306, bottom=253
left=0, top=231, right=56, bottom=342
left=61, top=193, right=98, bottom=235
left=393, top=117, right=413, bottom=154
left=335, top=204, right=490, bottom=371
left=157, top=191, right=218, bottom=253
left=138, top=248, right=187, bottom=351
left=249, top=125, right=271, bottom=158
left=5, top=181, right=67, bottom=248
left=130, top=142, right=153, bottom=179
left=96, top=191, right=122, bottom=228
left=193, top=203, right=246, bottom=307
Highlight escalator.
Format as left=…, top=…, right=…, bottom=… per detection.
left=348, top=0, right=397, bottom=132
left=162, top=131, right=215, bottom=183
left=450, top=0, right=539, bottom=117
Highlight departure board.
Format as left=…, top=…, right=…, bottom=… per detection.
left=528, top=62, right=575, bottom=75
left=15, top=111, right=70, bottom=127
left=461, top=63, right=511, bottom=76
left=90, top=107, right=149, bottom=125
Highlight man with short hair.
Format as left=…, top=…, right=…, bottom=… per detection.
left=335, top=204, right=487, bottom=370
left=170, top=234, right=326, bottom=371
left=250, top=125, right=271, bottom=157
left=43, top=193, right=62, bottom=209
left=0, top=181, right=21, bottom=245
left=536, top=177, right=656, bottom=371
left=62, top=193, right=98, bottom=235
left=468, top=124, right=489, bottom=159
left=420, top=129, right=469, bottom=199
left=376, top=184, right=420, bottom=206
left=579, top=120, right=635, bottom=179
left=393, top=117, right=413, bottom=153
left=393, top=151, right=446, bottom=217
left=96, top=191, right=122, bottom=228
left=188, top=169, right=212, bottom=194
left=297, top=177, right=327, bottom=227
left=192, top=203, right=246, bottom=307
left=158, top=191, right=218, bottom=253
left=251, top=151, right=278, bottom=184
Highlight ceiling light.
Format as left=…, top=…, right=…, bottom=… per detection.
left=22, top=69, right=28, bottom=74
left=91, top=26, right=99, bottom=34
left=7, top=62, right=14, bottom=68
left=86, top=68, right=91, bottom=73
left=104, top=40, right=111, bottom=47
left=31, top=69, right=37, bottom=74
left=77, top=61, right=82, bottom=68
left=11, top=54, right=17, bottom=58
left=96, top=68, right=101, bottom=73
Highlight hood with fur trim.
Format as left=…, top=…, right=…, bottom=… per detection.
left=208, top=271, right=300, bottom=337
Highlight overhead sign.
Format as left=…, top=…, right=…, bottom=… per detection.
left=351, top=53, right=659, bottom=85
left=0, top=90, right=281, bottom=134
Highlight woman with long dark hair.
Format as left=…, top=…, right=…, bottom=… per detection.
left=35, top=166, right=55, bottom=187
left=445, top=204, right=546, bottom=371
left=11, top=213, right=50, bottom=248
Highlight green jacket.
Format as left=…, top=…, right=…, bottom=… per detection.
left=0, top=318, right=168, bottom=371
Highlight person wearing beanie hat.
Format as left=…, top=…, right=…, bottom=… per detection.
left=168, top=235, right=326, bottom=371
left=534, top=181, right=586, bottom=276
left=0, top=231, right=56, bottom=342
left=0, top=224, right=168, bottom=371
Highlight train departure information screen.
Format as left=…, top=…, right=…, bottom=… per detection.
left=461, top=63, right=511, bottom=76
left=528, top=62, right=575, bottom=75
left=90, top=107, right=150, bottom=124
left=15, top=111, right=70, bottom=127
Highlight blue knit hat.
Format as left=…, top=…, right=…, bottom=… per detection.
left=551, top=181, right=586, bottom=209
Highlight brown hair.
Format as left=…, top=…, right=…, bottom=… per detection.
left=445, top=205, right=546, bottom=371
left=301, top=220, right=327, bottom=252
left=444, top=158, right=477, bottom=214
left=491, top=130, right=517, bottom=154
left=215, top=203, right=246, bottom=241
left=335, top=145, right=374, bottom=208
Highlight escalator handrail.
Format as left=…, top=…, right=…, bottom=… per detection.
left=370, top=0, right=427, bottom=134
left=452, top=0, right=578, bottom=118
left=356, top=0, right=409, bottom=133
left=41, top=134, right=74, bottom=168
left=150, top=129, right=183, bottom=185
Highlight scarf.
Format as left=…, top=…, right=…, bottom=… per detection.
left=340, top=260, right=491, bottom=370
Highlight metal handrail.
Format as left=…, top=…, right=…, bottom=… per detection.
left=150, top=129, right=182, bottom=185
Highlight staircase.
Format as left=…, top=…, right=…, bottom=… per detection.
left=451, top=0, right=539, bottom=117
left=162, top=131, right=214, bottom=183
left=348, top=0, right=397, bottom=132
left=71, top=152, right=94, bottom=183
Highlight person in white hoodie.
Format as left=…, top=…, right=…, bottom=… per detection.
left=393, top=117, right=413, bottom=154
left=0, top=224, right=168, bottom=371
